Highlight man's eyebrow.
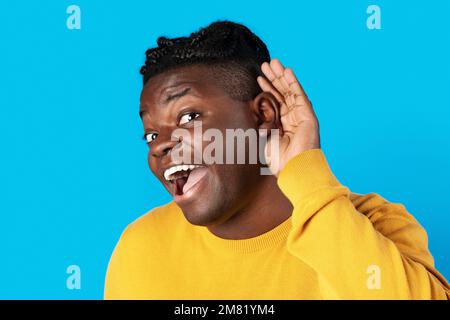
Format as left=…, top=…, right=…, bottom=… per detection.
left=162, top=86, right=196, bottom=104
left=139, top=83, right=200, bottom=118
left=162, top=82, right=198, bottom=104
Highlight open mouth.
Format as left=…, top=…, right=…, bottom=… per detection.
left=163, top=165, right=208, bottom=197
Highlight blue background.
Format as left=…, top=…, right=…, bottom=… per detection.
left=0, top=0, right=448, bottom=299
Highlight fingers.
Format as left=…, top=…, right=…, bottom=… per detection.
left=261, top=62, right=276, bottom=81
left=261, top=59, right=307, bottom=100
left=261, top=60, right=289, bottom=97
left=269, top=59, right=291, bottom=94
left=256, top=76, right=284, bottom=104
left=259, top=59, right=319, bottom=145
left=284, top=68, right=306, bottom=97
left=259, top=59, right=314, bottom=120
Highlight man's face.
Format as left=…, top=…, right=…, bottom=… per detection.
left=139, top=64, right=264, bottom=226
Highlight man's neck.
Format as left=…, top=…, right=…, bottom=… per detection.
left=207, top=176, right=293, bottom=240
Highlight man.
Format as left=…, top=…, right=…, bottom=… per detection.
left=104, top=20, right=449, bottom=299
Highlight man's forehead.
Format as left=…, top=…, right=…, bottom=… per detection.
left=139, top=75, right=210, bottom=119
left=140, top=70, right=207, bottom=104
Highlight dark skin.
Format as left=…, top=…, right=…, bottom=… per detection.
left=139, top=64, right=294, bottom=240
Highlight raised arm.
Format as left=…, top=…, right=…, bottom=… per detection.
left=258, top=59, right=450, bottom=299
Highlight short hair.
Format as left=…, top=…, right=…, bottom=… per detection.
left=139, top=20, right=271, bottom=101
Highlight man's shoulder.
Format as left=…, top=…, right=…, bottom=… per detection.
left=105, top=202, right=188, bottom=298
left=119, top=201, right=186, bottom=245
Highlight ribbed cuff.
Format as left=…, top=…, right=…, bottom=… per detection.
left=277, top=149, right=341, bottom=205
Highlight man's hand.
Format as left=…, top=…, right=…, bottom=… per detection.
left=257, top=58, right=320, bottom=177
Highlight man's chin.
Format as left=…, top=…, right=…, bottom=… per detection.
left=177, top=203, right=225, bottom=227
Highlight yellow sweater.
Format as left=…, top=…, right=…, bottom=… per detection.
left=104, top=149, right=450, bottom=299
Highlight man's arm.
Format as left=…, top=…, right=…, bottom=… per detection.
left=258, top=58, right=449, bottom=299
left=350, top=192, right=450, bottom=298
left=277, top=148, right=450, bottom=299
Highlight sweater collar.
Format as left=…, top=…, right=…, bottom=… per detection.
left=196, top=216, right=292, bottom=254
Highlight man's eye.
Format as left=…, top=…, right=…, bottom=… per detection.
left=144, top=132, right=158, bottom=144
left=179, top=112, right=200, bottom=125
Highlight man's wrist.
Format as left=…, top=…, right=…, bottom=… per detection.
left=277, top=149, right=341, bottom=204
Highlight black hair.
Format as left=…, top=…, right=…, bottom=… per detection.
left=139, top=20, right=270, bottom=101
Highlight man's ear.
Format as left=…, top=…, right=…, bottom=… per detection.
left=250, top=91, right=282, bottom=131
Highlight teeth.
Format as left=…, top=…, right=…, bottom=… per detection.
left=163, top=165, right=203, bottom=181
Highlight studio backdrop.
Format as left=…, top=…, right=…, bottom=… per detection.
left=0, top=0, right=449, bottom=299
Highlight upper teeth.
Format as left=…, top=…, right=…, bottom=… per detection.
left=163, top=165, right=202, bottom=181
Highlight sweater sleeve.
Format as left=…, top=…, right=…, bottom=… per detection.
left=277, top=149, right=450, bottom=299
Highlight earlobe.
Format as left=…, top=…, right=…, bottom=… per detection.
left=251, top=91, right=282, bottom=130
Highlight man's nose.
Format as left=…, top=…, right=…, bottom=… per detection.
left=151, top=133, right=181, bottom=158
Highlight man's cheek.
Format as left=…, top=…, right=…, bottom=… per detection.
left=147, top=152, right=157, bottom=173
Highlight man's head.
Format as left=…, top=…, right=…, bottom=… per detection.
left=139, top=20, right=281, bottom=226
